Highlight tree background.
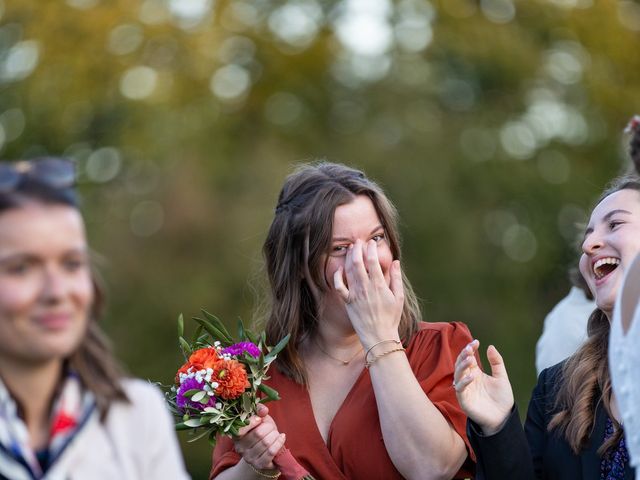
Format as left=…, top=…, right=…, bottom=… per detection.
left=2, top=0, right=639, bottom=476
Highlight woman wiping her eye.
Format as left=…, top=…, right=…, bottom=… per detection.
left=210, top=162, right=476, bottom=480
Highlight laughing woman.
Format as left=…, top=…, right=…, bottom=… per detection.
left=453, top=126, right=640, bottom=479
left=0, top=159, right=189, bottom=480
left=210, top=162, right=476, bottom=480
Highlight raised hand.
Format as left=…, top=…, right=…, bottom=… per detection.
left=233, top=404, right=286, bottom=471
left=333, top=239, right=404, bottom=349
left=454, top=340, right=514, bottom=435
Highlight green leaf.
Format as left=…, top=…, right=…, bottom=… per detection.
left=264, top=334, right=290, bottom=363
left=244, top=328, right=259, bottom=345
left=177, top=314, right=184, bottom=337
left=183, top=389, right=202, bottom=398
left=192, top=324, right=204, bottom=343
left=258, top=383, right=280, bottom=402
left=238, top=317, right=246, bottom=341
left=201, top=310, right=234, bottom=342
left=187, top=426, right=216, bottom=443
left=241, top=393, right=253, bottom=413
left=175, top=422, right=193, bottom=431
left=208, top=430, right=218, bottom=447
left=179, top=336, right=192, bottom=358
left=192, top=316, right=233, bottom=346
left=191, top=391, right=207, bottom=402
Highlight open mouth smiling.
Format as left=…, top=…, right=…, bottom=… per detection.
left=592, top=257, right=620, bottom=281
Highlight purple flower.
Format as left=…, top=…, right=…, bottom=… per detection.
left=177, top=376, right=217, bottom=411
left=222, top=341, right=261, bottom=358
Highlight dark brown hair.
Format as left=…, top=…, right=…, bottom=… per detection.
left=261, top=162, right=422, bottom=384
left=548, top=127, right=640, bottom=454
left=0, top=170, right=128, bottom=417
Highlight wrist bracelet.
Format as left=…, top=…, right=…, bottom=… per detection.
left=248, top=463, right=281, bottom=478
left=365, top=339, right=401, bottom=359
left=365, top=339, right=401, bottom=363
left=365, top=346, right=405, bottom=368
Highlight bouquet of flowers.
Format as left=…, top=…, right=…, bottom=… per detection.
left=167, top=310, right=289, bottom=442
left=166, top=310, right=314, bottom=480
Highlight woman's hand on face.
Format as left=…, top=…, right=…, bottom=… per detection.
left=333, top=239, right=404, bottom=348
left=454, top=340, right=514, bottom=435
left=233, top=404, right=286, bottom=471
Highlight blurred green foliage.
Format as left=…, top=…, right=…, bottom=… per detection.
left=1, top=0, right=640, bottom=476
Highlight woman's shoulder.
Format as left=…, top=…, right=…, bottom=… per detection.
left=112, top=378, right=167, bottom=414
left=412, top=321, right=473, bottom=345
left=407, top=321, right=473, bottom=364
left=532, top=361, right=565, bottom=407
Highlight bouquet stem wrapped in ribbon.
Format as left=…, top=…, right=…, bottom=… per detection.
left=165, top=310, right=314, bottom=480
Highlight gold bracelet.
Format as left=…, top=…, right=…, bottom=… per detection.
left=365, top=339, right=401, bottom=363
left=365, top=347, right=405, bottom=368
left=248, top=463, right=281, bottom=478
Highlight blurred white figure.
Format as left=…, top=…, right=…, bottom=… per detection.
left=610, top=253, right=640, bottom=479
left=535, top=281, right=595, bottom=375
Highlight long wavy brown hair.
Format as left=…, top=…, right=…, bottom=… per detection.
left=261, top=162, right=422, bottom=384
left=549, top=174, right=640, bottom=455
left=0, top=170, right=128, bottom=418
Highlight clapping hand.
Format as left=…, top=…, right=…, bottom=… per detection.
left=453, top=340, right=514, bottom=435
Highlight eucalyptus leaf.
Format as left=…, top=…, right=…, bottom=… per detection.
left=245, top=329, right=259, bottom=345
left=179, top=336, right=192, bottom=358
left=191, top=391, right=207, bottom=402
left=258, top=383, right=280, bottom=402
left=192, top=324, right=204, bottom=343
left=208, top=430, right=218, bottom=447
left=184, top=418, right=205, bottom=428
left=238, top=317, right=246, bottom=341
left=183, top=389, right=202, bottom=398
left=178, top=314, right=184, bottom=338
left=201, top=310, right=234, bottom=343
left=175, top=422, right=194, bottom=431
left=188, top=426, right=215, bottom=443
left=192, top=316, right=233, bottom=346
left=264, top=334, right=290, bottom=363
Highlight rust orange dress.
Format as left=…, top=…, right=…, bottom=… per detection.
left=210, top=321, right=476, bottom=479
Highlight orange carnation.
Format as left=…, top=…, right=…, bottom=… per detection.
left=189, top=347, right=220, bottom=369
left=175, top=347, right=220, bottom=384
left=212, top=359, right=249, bottom=400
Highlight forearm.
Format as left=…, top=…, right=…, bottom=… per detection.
left=369, top=352, right=467, bottom=480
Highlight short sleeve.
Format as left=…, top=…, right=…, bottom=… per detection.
left=406, top=322, right=476, bottom=477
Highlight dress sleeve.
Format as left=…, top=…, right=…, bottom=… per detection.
left=409, top=322, right=476, bottom=476
left=210, top=435, right=240, bottom=479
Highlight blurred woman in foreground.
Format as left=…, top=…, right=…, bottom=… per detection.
left=0, top=158, right=189, bottom=479
left=211, top=162, right=475, bottom=479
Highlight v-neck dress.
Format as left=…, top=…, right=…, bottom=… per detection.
left=210, top=321, right=476, bottom=479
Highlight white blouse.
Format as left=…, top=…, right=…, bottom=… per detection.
left=610, top=254, right=640, bottom=479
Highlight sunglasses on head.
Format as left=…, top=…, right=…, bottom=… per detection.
left=0, top=158, right=76, bottom=193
